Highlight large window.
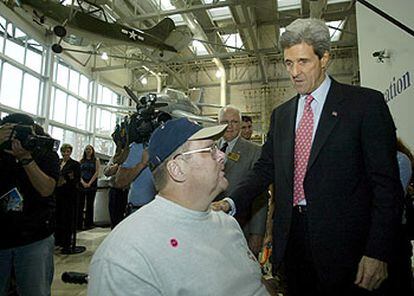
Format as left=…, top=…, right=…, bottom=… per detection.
left=0, top=17, right=44, bottom=116
left=51, top=88, right=67, bottom=123
left=0, top=14, right=121, bottom=158
left=0, top=16, right=5, bottom=52
left=21, top=73, right=41, bottom=113
left=95, top=137, right=114, bottom=156
left=51, top=62, right=119, bottom=155
left=49, top=125, right=89, bottom=160
left=4, top=36, right=25, bottom=65
left=0, top=63, right=22, bottom=109
left=3, top=23, right=44, bottom=74
left=95, top=84, right=118, bottom=135
left=56, top=63, right=69, bottom=88
left=25, top=39, right=43, bottom=73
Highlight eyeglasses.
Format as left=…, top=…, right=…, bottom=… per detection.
left=219, top=120, right=239, bottom=126
left=173, top=143, right=219, bottom=160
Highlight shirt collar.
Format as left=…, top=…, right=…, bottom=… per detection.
left=299, top=75, right=331, bottom=103
left=220, top=135, right=239, bottom=147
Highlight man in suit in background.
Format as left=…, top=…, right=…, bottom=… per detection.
left=213, top=18, right=403, bottom=295
left=216, top=106, right=267, bottom=256
left=241, top=115, right=254, bottom=140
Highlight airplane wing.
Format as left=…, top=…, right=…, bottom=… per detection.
left=171, top=110, right=217, bottom=124
left=92, top=103, right=216, bottom=123
left=197, top=103, right=223, bottom=109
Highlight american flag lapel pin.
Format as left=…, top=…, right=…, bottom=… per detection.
left=332, top=111, right=338, bottom=117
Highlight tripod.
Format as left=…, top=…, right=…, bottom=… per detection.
left=61, top=191, right=86, bottom=254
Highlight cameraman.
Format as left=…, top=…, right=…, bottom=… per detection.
left=115, top=143, right=154, bottom=215
left=0, top=113, right=59, bottom=296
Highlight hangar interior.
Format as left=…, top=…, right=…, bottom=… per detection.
left=0, top=0, right=358, bottom=158
left=2, top=1, right=413, bottom=295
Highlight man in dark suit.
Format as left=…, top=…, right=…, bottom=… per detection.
left=216, top=106, right=267, bottom=256
left=213, top=18, right=403, bottom=295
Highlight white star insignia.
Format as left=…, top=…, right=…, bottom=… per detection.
left=129, top=30, right=138, bottom=40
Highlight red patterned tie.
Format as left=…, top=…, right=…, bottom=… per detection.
left=293, top=95, right=314, bottom=205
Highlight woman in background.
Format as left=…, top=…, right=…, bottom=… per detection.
left=78, top=145, right=100, bottom=230
left=55, top=143, right=80, bottom=253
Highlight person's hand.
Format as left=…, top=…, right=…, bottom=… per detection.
left=57, top=176, right=66, bottom=187
left=210, top=200, right=230, bottom=212
left=5, top=139, right=32, bottom=161
left=248, top=234, right=264, bottom=256
left=0, top=123, right=15, bottom=145
left=354, top=256, right=388, bottom=291
left=141, top=149, right=149, bottom=165
left=81, top=179, right=88, bottom=188
left=262, top=232, right=272, bottom=252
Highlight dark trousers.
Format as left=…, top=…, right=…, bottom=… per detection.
left=108, top=187, right=128, bottom=229
left=55, top=187, right=77, bottom=249
left=282, top=207, right=393, bottom=296
left=284, top=207, right=321, bottom=296
left=383, top=225, right=414, bottom=296
left=78, top=189, right=97, bottom=229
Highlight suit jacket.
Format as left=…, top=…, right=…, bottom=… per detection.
left=58, top=158, right=81, bottom=191
left=232, top=79, right=403, bottom=286
left=219, top=137, right=268, bottom=235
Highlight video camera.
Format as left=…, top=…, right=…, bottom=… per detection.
left=112, top=87, right=171, bottom=149
left=0, top=124, right=60, bottom=153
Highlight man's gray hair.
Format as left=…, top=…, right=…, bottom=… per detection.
left=280, top=18, right=330, bottom=58
left=218, top=105, right=242, bottom=122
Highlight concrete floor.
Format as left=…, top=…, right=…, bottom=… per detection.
left=52, top=227, right=110, bottom=296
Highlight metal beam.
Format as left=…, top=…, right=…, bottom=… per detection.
left=309, top=0, right=328, bottom=19
left=91, top=62, right=142, bottom=72
left=240, top=5, right=268, bottom=84
left=203, top=5, right=355, bottom=32
left=124, top=0, right=243, bottom=22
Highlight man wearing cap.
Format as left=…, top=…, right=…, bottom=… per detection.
left=88, top=118, right=270, bottom=296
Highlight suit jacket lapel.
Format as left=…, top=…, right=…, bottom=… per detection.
left=281, top=96, right=298, bottom=188
left=225, top=138, right=242, bottom=172
left=307, top=79, right=344, bottom=170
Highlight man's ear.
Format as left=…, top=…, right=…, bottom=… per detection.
left=321, top=51, right=330, bottom=69
left=166, top=159, right=186, bottom=182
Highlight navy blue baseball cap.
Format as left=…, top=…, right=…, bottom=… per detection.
left=148, top=118, right=227, bottom=170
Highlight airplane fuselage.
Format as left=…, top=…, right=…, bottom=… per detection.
left=15, top=0, right=177, bottom=52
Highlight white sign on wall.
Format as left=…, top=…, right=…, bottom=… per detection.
left=356, top=0, right=414, bottom=150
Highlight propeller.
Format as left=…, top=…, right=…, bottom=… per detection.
left=123, top=86, right=168, bottom=108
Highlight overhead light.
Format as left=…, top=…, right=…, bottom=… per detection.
left=101, top=52, right=109, bottom=60
left=215, top=69, right=223, bottom=78
left=141, top=77, right=148, bottom=85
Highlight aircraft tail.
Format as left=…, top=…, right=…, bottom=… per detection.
left=143, top=18, right=175, bottom=41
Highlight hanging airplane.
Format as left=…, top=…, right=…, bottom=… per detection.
left=3, top=0, right=190, bottom=56
left=94, top=86, right=219, bottom=124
